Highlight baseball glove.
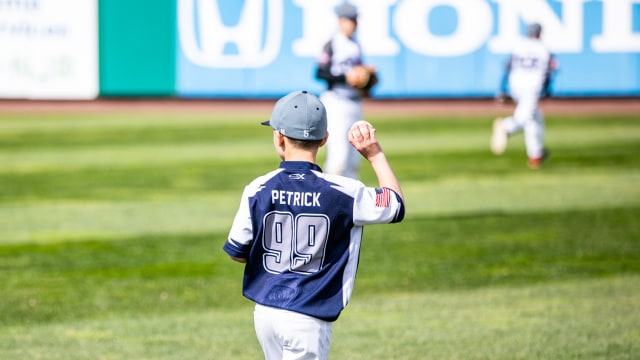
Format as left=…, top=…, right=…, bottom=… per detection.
left=495, top=92, right=513, bottom=104
left=347, top=65, right=377, bottom=89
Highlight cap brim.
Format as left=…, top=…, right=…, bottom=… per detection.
left=261, top=120, right=271, bottom=126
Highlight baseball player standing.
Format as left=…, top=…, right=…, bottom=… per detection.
left=491, top=23, right=558, bottom=169
left=223, top=90, right=405, bottom=359
left=315, top=2, right=378, bottom=179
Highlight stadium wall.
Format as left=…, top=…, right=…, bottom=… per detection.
left=99, top=0, right=176, bottom=97
left=1, top=0, right=639, bottom=99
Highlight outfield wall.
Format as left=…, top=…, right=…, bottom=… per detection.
left=99, top=0, right=176, bottom=97
left=1, top=0, right=639, bottom=99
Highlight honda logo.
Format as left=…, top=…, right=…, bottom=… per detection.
left=178, top=0, right=283, bottom=68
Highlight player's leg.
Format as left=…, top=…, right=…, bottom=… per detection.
left=505, top=91, right=532, bottom=135
left=497, top=93, right=532, bottom=151
left=491, top=90, right=523, bottom=155
left=278, top=311, right=332, bottom=360
left=501, top=82, right=526, bottom=134
left=323, top=93, right=350, bottom=176
left=524, top=104, right=548, bottom=169
left=322, top=92, right=359, bottom=178
left=254, top=304, right=332, bottom=360
left=524, top=105, right=545, bottom=159
left=254, top=304, right=284, bottom=359
left=491, top=117, right=509, bottom=155
left=342, top=100, right=363, bottom=179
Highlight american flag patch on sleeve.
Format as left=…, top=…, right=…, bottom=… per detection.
left=375, top=188, right=391, bottom=208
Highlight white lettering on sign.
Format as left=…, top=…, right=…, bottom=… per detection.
left=178, top=0, right=640, bottom=69
left=592, top=0, right=640, bottom=52
left=394, top=0, right=493, bottom=56
left=489, top=0, right=586, bottom=53
left=292, top=0, right=400, bottom=56
left=292, top=0, right=341, bottom=56
left=351, top=0, right=400, bottom=56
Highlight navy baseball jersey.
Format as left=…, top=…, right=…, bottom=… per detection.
left=224, top=161, right=405, bottom=322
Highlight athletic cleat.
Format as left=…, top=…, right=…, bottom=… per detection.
left=528, top=149, right=550, bottom=170
left=491, top=118, right=508, bottom=155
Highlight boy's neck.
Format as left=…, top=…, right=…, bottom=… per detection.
left=283, top=148, right=317, bottom=163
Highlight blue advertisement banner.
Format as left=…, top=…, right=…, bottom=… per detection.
left=176, top=0, right=640, bottom=98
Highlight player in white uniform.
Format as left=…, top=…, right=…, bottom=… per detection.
left=224, top=90, right=405, bottom=359
left=491, top=23, right=558, bottom=169
left=316, top=2, right=378, bottom=179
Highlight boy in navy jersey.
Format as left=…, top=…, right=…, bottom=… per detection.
left=224, top=90, right=405, bottom=360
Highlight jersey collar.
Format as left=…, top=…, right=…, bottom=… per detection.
left=280, top=161, right=323, bottom=173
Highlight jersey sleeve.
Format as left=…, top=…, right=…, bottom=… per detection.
left=315, top=40, right=347, bottom=86
left=352, top=187, right=405, bottom=226
left=223, top=184, right=256, bottom=259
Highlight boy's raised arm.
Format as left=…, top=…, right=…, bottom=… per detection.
left=348, top=120, right=404, bottom=200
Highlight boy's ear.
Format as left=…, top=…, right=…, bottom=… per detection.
left=320, top=132, right=329, bottom=146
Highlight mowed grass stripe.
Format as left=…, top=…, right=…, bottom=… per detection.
left=0, top=113, right=262, bottom=133
left=0, top=194, right=237, bottom=244
left=1, top=168, right=638, bottom=244
left=1, top=276, right=637, bottom=359
left=0, top=140, right=273, bottom=173
left=1, top=119, right=637, bottom=157
left=333, top=275, right=640, bottom=360
left=402, top=169, right=640, bottom=216
left=1, top=115, right=637, bottom=169
left=1, top=207, right=638, bottom=325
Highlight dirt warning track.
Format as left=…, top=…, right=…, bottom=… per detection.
left=0, top=97, right=638, bottom=117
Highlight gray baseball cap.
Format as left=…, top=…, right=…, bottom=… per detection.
left=261, top=90, right=327, bottom=141
left=336, top=2, right=358, bottom=20
left=528, top=23, right=542, bottom=37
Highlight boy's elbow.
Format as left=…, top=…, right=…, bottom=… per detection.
left=394, top=207, right=406, bottom=223
left=390, top=201, right=406, bottom=224
left=230, top=256, right=247, bottom=263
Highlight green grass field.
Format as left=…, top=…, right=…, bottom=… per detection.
left=1, top=108, right=638, bottom=359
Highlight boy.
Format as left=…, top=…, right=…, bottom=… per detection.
left=223, top=90, right=405, bottom=359
left=492, top=23, right=557, bottom=169
left=316, top=2, right=378, bottom=179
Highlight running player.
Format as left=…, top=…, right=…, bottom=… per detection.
left=315, top=2, right=378, bottom=179
left=491, top=23, right=558, bottom=169
left=223, top=90, right=405, bottom=359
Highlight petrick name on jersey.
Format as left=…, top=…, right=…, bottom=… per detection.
left=271, top=190, right=321, bottom=207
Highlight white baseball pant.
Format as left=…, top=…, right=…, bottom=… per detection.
left=502, top=88, right=545, bottom=159
left=254, top=304, right=333, bottom=360
left=320, top=91, right=362, bottom=179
